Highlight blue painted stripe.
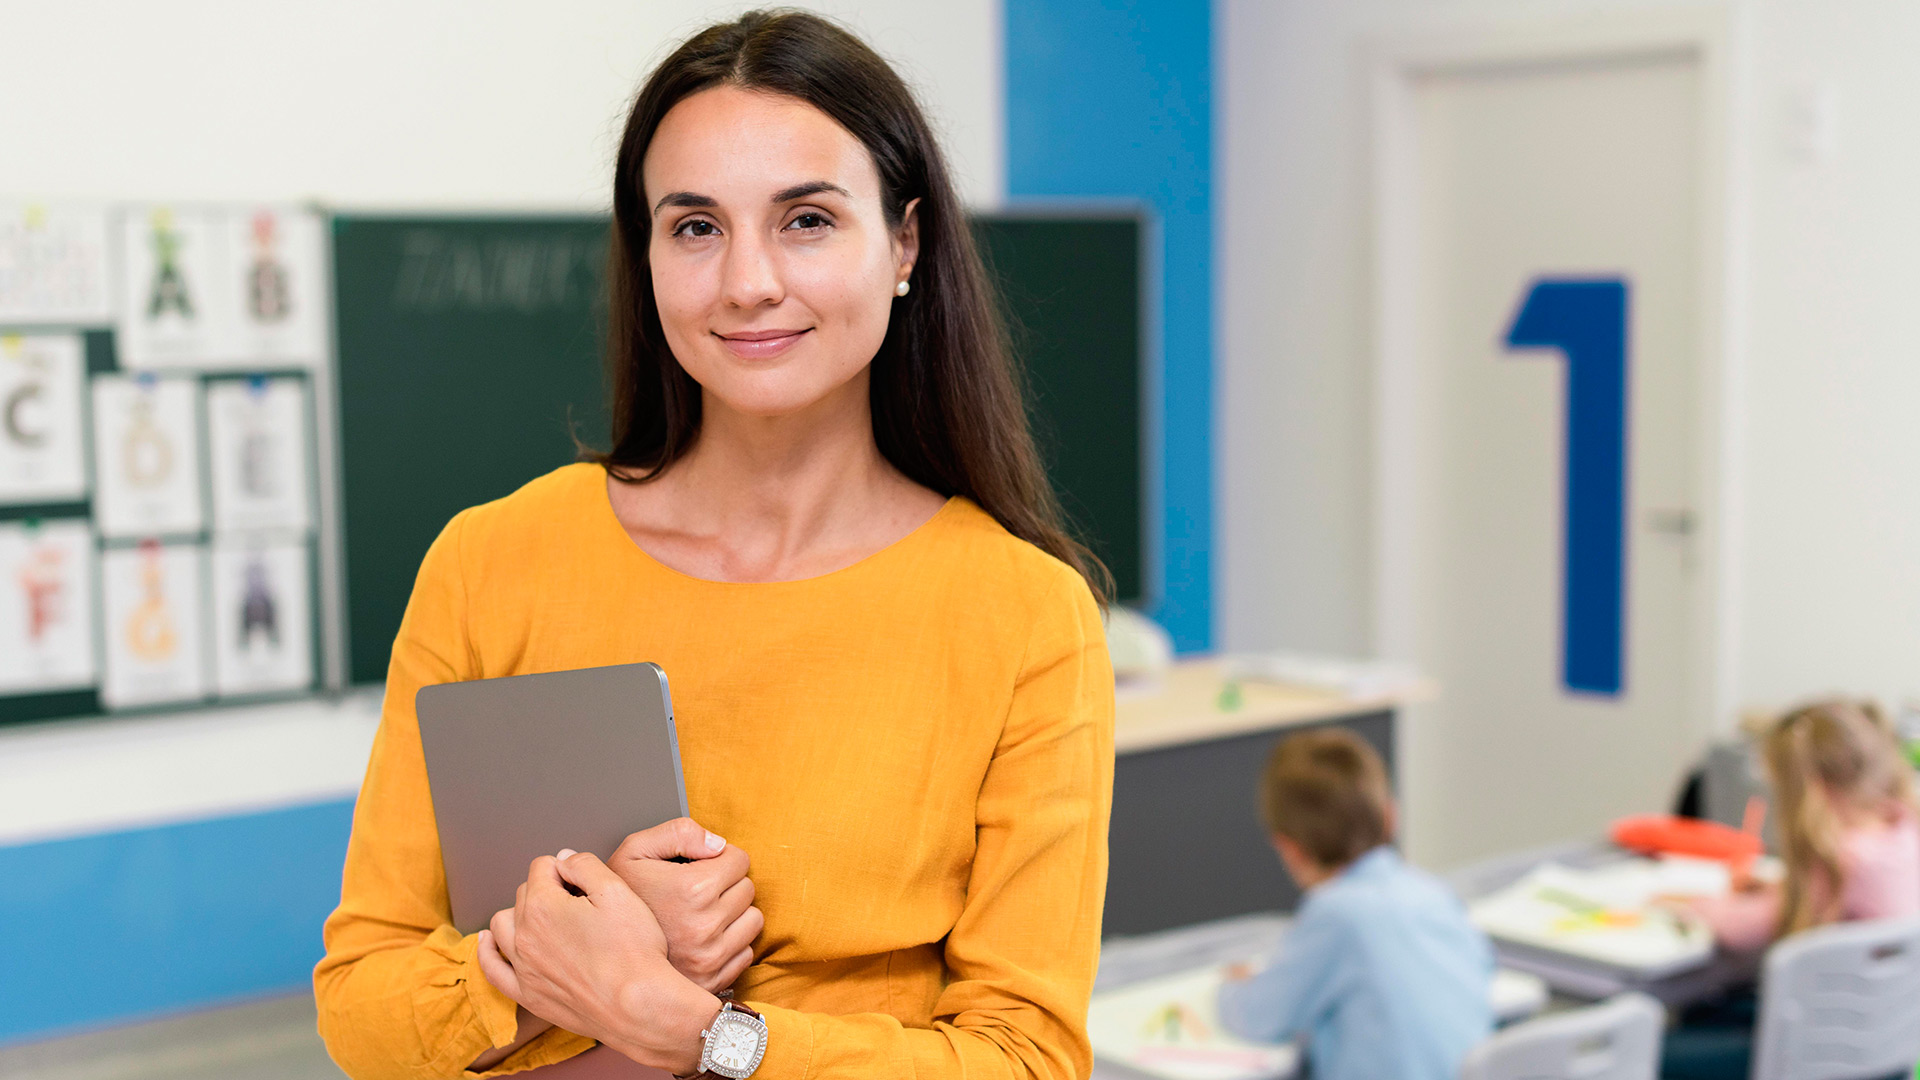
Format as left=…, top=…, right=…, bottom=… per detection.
left=0, top=799, right=355, bottom=1045
left=1005, top=0, right=1213, bottom=652
left=1505, top=278, right=1629, bottom=697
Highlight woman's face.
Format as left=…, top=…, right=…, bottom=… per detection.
left=643, top=86, right=918, bottom=420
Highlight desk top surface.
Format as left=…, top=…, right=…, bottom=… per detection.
left=1113, top=660, right=1428, bottom=755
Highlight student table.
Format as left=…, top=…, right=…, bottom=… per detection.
left=1447, top=840, right=1757, bottom=1009
left=1091, top=913, right=1297, bottom=1080
left=1107, top=660, right=1426, bottom=936
left=1088, top=911, right=1551, bottom=1080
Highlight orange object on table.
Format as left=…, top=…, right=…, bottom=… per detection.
left=1611, top=814, right=1763, bottom=865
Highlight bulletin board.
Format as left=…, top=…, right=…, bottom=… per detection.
left=0, top=204, right=331, bottom=726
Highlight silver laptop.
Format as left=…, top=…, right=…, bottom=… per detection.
left=416, top=662, right=688, bottom=933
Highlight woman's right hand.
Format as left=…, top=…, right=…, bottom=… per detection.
left=606, top=818, right=765, bottom=993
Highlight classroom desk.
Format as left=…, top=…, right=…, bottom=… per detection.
left=1091, top=913, right=1296, bottom=1080
left=1088, top=911, right=1550, bottom=1080
left=1448, top=840, right=1756, bottom=1010
left=1106, top=660, right=1427, bottom=936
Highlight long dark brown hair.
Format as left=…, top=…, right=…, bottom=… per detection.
left=591, top=8, right=1110, bottom=604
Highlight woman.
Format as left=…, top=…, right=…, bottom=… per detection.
left=313, top=10, right=1115, bottom=1080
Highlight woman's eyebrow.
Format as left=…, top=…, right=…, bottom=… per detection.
left=771, top=181, right=850, bottom=203
left=653, top=191, right=717, bottom=216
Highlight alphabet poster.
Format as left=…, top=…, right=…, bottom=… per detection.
left=0, top=203, right=113, bottom=325
left=207, top=377, right=311, bottom=532
left=115, top=206, right=222, bottom=368
left=0, top=519, right=97, bottom=694
left=223, top=208, right=327, bottom=367
left=91, top=374, right=204, bottom=537
left=115, top=205, right=326, bottom=370
left=0, top=333, right=88, bottom=504
left=100, top=539, right=207, bottom=708
left=210, top=535, right=312, bottom=697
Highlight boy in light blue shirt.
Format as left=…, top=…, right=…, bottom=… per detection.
left=1218, top=730, right=1494, bottom=1080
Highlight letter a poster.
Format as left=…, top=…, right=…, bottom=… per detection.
left=116, top=205, right=326, bottom=370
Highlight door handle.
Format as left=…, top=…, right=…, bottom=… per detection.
left=1646, top=508, right=1695, bottom=536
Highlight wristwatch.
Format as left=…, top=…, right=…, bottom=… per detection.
left=675, top=993, right=768, bottom=1080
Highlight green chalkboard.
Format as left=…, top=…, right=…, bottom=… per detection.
left=332, top=216, right=610, bottom=684
left=972, top=214, right=1143, bottom=603
left=333, top=212, right=1143, bottom=686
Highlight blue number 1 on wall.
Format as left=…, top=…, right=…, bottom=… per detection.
left=1504, top=278, right=1628, bottom=697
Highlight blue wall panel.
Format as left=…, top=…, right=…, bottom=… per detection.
left=0, top=799, right=354, bottom=1045
left=1005, top=0, right=1214, bottom=652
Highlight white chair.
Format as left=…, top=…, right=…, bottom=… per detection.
left=1751, top=915, right=1920, bottom=1080
left=1459, top=992, right=1664, bottom=1080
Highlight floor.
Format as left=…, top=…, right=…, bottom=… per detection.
left=0, top=995, right=344, bottom=1080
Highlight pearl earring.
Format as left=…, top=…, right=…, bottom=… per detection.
left=895, top=279, right=911, bottom=297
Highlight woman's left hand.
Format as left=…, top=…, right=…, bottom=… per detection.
left=477, top=852, right=721, bottom=1074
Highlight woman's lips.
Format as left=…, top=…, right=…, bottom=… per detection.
left=715, top=328, right=811, bottom=360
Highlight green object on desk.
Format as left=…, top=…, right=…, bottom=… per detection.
left=1216, top=680, right=1244, bottom=712
left=1535, top=886, right=1605, bottom=916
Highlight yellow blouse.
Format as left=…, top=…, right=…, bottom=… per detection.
left=313, top=463, right=1115, bottom=1080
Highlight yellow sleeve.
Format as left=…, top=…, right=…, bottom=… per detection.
left=748, top=569, right=1116, bottom=1080
left=312, top=511, right=595, bottom=1079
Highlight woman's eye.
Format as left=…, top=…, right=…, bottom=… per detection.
left=673, top=219, right=718, bottom=238
left=787, top=212, right=831, bottom=232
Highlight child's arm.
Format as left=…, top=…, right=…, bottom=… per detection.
left=1217, top=908, right=1353, bottom=1043
left=1676, top=883, right=1781, bottom=953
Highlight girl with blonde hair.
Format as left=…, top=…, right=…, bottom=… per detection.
left=1695, top=698, right=1920, bottom=951
left=1661, top=700, right=1919, bottom=1080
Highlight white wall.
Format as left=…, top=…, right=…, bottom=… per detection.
left=1221, top=0, right=1920, bottom=858
left=1733, top=0, right=1920, bottom=711
left=0, top=0, right=1002, bottom=210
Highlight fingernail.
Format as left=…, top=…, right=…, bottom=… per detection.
left=705, top=831, right=725, bottom=853
left=557, top=848, right=577, bottom=860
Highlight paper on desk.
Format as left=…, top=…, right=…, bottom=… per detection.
left=1470, top=861, right=1716, bottom=974
left=1221, top=653, right=1423, bottom=699
left=1088, top=966, right=1299, bottom=1080
left=1490, top=967, right=1549, bottom=1023
left=1090, top=962, right=1546, bottom=1079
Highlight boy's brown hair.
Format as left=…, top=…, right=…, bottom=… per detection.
left=1260, top=728, right=1393, bottom=868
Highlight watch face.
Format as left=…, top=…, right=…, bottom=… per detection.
left=705, top=1012, right=766, bottom=1078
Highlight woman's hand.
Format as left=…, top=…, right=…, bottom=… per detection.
left=477, top=852, right=721, bottom=1074
left=609, top=818, right=765, bottom=993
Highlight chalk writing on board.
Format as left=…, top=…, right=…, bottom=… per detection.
left=391, top=230, right=605, bottom=313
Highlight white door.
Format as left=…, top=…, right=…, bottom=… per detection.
left=1389, top=53, right=1708, bottom=868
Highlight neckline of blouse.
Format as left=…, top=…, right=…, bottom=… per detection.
left=588, top=464, right=965, bottom=590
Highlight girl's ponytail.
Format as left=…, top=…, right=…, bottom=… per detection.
left=1764, top=699, right=1917, bottom=936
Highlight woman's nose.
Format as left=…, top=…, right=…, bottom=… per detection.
left=720, top=232, right=783, bottom=309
